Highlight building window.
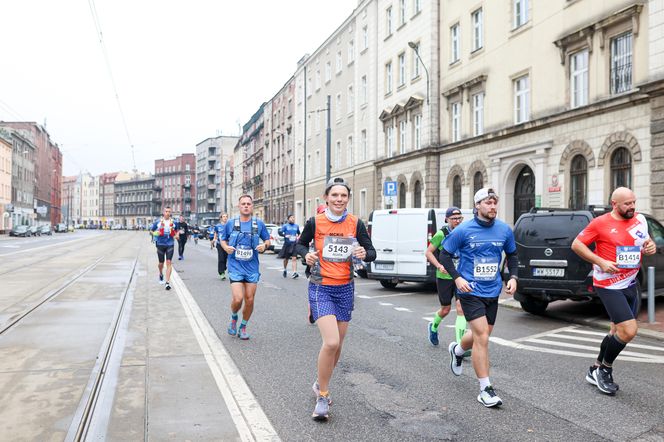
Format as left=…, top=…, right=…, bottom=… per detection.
left=451, top=102, right=461, bottom=142
left=472, top=8, right=483, bottom=52
left=610, top=32, right=632, bottom=94
left=411, top=42, right=420, bottom=78
left=398, top=52, right=406, bottom=86
left=413, top=180, right=422, bottom=208
left=348, top=40, right=355, bottom=64
left=325, top=61, right=331, bottom=83
left=450, top=24, right=460, bottom=63
left=472, top=92, right=484, bottom=136
left=357, top=129, right=366, bottom=162
left=315, top=150, right=320, bottom=175
left=399, top=0, right=407, bottom=25
left=335, top=141, right=342, bottom=170
left=315, top=70, right=321, bottom=90
left=452, top=175, right=462, bottom=208
left=362, top=26, right=369, bottom=50
left=336, top=51, right=343, bottom=73
left=347, top=84, right=354, bottom=114
left=570, top=49, right=589, bottom=108
left=347, top=136, right=354, bottom=166
left=570, top=154, right=587, bottom=209
left=399, top=120, right=407, bottom=154
left=361, top=75, right=368, bottom=104
left=610, top=147, right=632, bottom=190
left=386, top=62, right=393, bottom=94
left=514, top=0, right=529, bottom=29
left=514, top=75, right=530, bottom=124
left=360, top=189, right=367, bottom=218
left=386, top=7, right=393, bottom=36
left=336, top=93, right=342, bottom=120
left=387, top=125, right=395, bottom=157
left=414, top=114, right=422, bottom=149
left=414, top=0, right=421, bottom=14
left=399, top=182, right=406, bottom=208
left=473, top=171, right=483, bottom=195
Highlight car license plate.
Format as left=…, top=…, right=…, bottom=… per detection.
left=375, top=263, right=394, bottom=271
left=532, top=267, right=564, bottom=277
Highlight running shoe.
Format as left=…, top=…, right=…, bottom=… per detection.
left=312, top=395, right=330, bottom=421
left=227, top=319, right=237, bottom=336
left=448, top=342, right=463, bottom=376
left=178, top=256, right=183, bottom=260
left=283, top=269, right=287, bottom=278
left=428, top=322, right=439, bottom=346
left=585, top=366, right=597, bottom=386
left=292, top=272, right=299, bottom=279
left=592, top=366, right=618, bottom=395
left=159, top=274, right=165, bottom=284
left=312, top=381, right=332, bottom=405
left=477, top=386, right=503, bottom=408
left=165, top=282, right=172, bottom=291
left=238, top=326, right=250, bottom=340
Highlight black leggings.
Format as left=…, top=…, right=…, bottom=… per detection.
left=216, top=242, right=228, bottom=274
left=178, top=238, right=187, bottom=257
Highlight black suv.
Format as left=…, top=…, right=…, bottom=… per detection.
left=511, top=207, right=664, bottom=315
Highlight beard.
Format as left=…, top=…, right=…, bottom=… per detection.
left=480, top=209, right=497, bottom=219
left=618, top=208, right=635, bottom=219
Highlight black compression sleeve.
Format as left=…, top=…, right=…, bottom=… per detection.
left=506, top=252, right=519, bottom=279
left=439, top=249, right=461, bottom=280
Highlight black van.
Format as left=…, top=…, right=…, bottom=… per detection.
left=511, top=207, right=664, bottom=315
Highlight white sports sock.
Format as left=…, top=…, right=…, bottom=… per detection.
left=454, top=344, right=466, bottom=357
left=479, top=377, right=491, bottom=391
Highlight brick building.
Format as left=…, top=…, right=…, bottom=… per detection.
left=154, top=153, right=196, bottom=218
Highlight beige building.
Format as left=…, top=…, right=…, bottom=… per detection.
left=436, top=0, right=661, bottom=224
left=231, top=139, right=243, bottom=218
left=0, top=129, right=12, bottom=232
left=80, top=172, right=100, bottom=225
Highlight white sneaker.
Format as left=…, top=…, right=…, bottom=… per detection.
left=477, top=386, right=503, bottom=408
left=448, top=342, right=463, bottom=376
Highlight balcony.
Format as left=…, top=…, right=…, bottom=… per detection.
left=184, top=196, right=192, bottom=202
left=153, top=185, right=162, bottom=191
left=182, top=183, right=191, bottom=189
left=153, top=197, right=162, bottom=203
left=207, top=198, right=215, bottom=204
left=207, top=184, right=216, bottom=190
left=207, top=169, right=216, bottom=176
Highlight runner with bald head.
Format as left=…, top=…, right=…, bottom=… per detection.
left=572, top=187, right=657, bottom=395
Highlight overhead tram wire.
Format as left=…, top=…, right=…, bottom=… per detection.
left=87, top=0, right=137, bottom=171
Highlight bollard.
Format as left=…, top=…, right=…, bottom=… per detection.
left=648, top=266, right=655, bottom=324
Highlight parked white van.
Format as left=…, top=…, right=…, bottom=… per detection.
left=366, top=208, right=474, bottom=288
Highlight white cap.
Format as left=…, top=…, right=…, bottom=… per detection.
left=474, top=187, right=499, bottom=204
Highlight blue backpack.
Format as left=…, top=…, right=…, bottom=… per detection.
left=228, top=217, right=259, bottom=249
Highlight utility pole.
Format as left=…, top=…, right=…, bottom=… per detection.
left=303, top=65, right=307, bottom=223
left=326, top=94, right=331, bottom=183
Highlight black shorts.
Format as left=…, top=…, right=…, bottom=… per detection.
left=596, top=283, right=640, bottom=324
left=156, top=245, right=174, bottom=263
left=278, top=242, right=297, bottom=259
left=458, top=295, right=499, bottom=325
left=436, top=278, right=456, bottom=306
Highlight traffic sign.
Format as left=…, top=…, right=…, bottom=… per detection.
left=384, top=181, right=397, bottom=196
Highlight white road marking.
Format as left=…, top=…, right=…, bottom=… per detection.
left=494, top=326, right=664, bottom=364
left=0, top=245, right=20, bottom=248
left=359, top=292, right=419, bottom=299
left=171, top=271, right=280, bottom=441
left=357, top=295, right=371, bottom=299
left=394, top=307, right=412, bottom=312
left=379, top=302, right=394, bottom=306
left=422, top=316, right=433, bottom=322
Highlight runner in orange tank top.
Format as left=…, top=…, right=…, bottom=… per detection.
left=295, top=177, right=376, bottom=421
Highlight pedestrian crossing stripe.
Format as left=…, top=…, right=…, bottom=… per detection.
left=491, top=326, right=664, bottom=364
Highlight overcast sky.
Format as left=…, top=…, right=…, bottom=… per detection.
left=0, top=1, right=357, bottom=176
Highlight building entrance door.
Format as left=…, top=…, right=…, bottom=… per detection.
left=514, top=165, right=535, bottom=222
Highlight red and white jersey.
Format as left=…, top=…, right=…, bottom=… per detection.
left=576, top=212, right=650, bottom=289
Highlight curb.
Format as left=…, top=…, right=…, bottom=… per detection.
left=499, top=297, right=664, bottom=342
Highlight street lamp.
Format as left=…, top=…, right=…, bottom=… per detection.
left=408, top=41, right=429, bottom=105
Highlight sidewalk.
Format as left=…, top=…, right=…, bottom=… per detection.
left=103, top=244, right=279, bottom=440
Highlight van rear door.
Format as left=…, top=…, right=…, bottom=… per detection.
left=371, top=211, right=399, bottom=275
left=395, top=209, right=433, bottom=276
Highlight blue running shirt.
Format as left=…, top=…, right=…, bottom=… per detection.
left=221, top=218, right=270, bottom=277
left=442, top=218, right=516, bottom=298
left=279, top=223, right=300, bottom=244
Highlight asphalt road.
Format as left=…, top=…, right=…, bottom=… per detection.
left=174, top=238, right=664, bottom=442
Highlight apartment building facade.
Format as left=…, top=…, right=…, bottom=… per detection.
left=264, top=77, right=296, bottom=224
left=61, top=175, right=80, bottom=226
left=434, top=0, right=661, bottom=224
left=195, top=136, right=237, bottom=225
left=99, top=172, right=119, bottom=226
left=239, top=106, right=266, bottom=221
left=80, top=172, right=100, bottom=225
left=114, top=173, right=155, bottom=228
left=154, top=153, right=196, bottom=218
left=6, top=128, right=36, bottom=227
left=0, top=129, right=12, bottom=232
